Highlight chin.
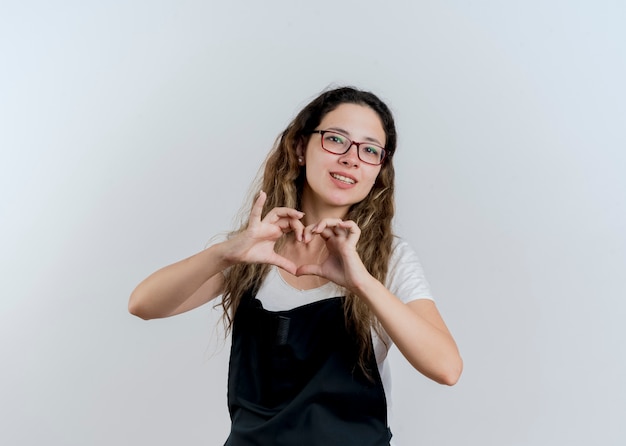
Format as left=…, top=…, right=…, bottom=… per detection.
left=326, top=193, right=367, bottom=209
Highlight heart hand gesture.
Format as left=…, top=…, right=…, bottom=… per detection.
left=296, top=218, right=369, bottom=292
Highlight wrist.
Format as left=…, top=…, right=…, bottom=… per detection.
left=349, top=269, right=380, bottom=297
left=209, top=238, right=241, bottom=270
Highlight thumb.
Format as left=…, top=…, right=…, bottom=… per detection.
left=268, top=254, right=298, bottom=275
left=295, top=264, right=323, bottom=277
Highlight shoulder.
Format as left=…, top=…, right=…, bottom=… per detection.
left=390, top=236, right=419, bottom=261
left=388, top=236, right=427, bottom=273
left=385, top=236, right=434, bottom=303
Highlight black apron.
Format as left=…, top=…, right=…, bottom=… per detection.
left=225, top=293, right=392, bottom=446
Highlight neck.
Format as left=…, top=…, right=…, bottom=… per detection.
left=300, top=191, right=351, bottom=226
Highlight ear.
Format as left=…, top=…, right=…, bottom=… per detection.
left=296, top=143, right=306, bottom=165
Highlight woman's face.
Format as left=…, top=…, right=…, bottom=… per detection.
left=299, top=103, right=385, bottom=216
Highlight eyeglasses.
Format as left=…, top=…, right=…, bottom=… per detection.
left=311, top=130, right=387, bottom=165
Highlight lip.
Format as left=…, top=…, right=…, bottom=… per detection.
left=329, top=171, right=358, bottom=188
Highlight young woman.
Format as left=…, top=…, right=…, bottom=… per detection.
left=129, top=87, right=462, bottom=445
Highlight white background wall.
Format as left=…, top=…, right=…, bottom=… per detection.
left=1, top=1, right=625, bottom=445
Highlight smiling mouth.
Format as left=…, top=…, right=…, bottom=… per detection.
left=331, top=173, right=356, bottom=184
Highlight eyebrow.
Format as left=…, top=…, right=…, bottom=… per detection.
left=325, top=127, right=384, bottom=146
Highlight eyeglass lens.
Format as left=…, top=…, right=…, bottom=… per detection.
left=320, top=131, right=384, bottom=165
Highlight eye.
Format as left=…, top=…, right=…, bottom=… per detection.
left=325, top=133, right=346, bottom=144
left=364, top=145, right=379, bottom=155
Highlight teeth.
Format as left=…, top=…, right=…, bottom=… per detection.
left=331, top=173, right=355, bottom=184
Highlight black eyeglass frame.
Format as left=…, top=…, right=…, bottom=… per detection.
left=310, top=130, right=388, bottom=165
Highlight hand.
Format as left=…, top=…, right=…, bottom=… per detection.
left=225, top=191, right=305, bottom=274
left=296, top=218, right=370, bottom=291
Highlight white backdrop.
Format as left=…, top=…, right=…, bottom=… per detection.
left=1, top=1, right=625, bottom=445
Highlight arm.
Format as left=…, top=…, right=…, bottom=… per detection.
left=129, top=192, right=306, bottom=320
left=296, top=219, right=463, bottom=385
left=354, top=279, right=462, bottom=385
left=128, top=243, right=231, bottom=319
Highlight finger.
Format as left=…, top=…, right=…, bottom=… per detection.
left=310, top=218, right=344, bottom=234
left=303, top=223, right=318, bottom=243
left=249, top=191, right=267, bottom=224
left=319, top=226, right=345, bottom=240
left=339, top=220, right=361, bottom=243
left=265, top=207, right=305, bottom=224
left=333, top=225, right=347, bottom=236
left=271, top=215, right=306, bottom=241
left=276, top=217, right=305, bottom=240
left=289, top=219, right=306, bottom=242
left=308, top=219, right=344, bottom=242
left=316, top=222, right=359, bottom=243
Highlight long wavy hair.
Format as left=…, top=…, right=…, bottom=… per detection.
left=221, top=86, right=397, bottom=375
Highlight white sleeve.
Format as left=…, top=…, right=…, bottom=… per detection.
left=385, top=237, right=434, bottom=304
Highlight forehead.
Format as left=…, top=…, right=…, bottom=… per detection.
left=319, top=103, right=386, bottom=145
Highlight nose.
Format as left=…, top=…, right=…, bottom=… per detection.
left=339, top=143, right=360, bottom=166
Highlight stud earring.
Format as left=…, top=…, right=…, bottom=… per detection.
left=298, top=157, right=304, bottom=164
